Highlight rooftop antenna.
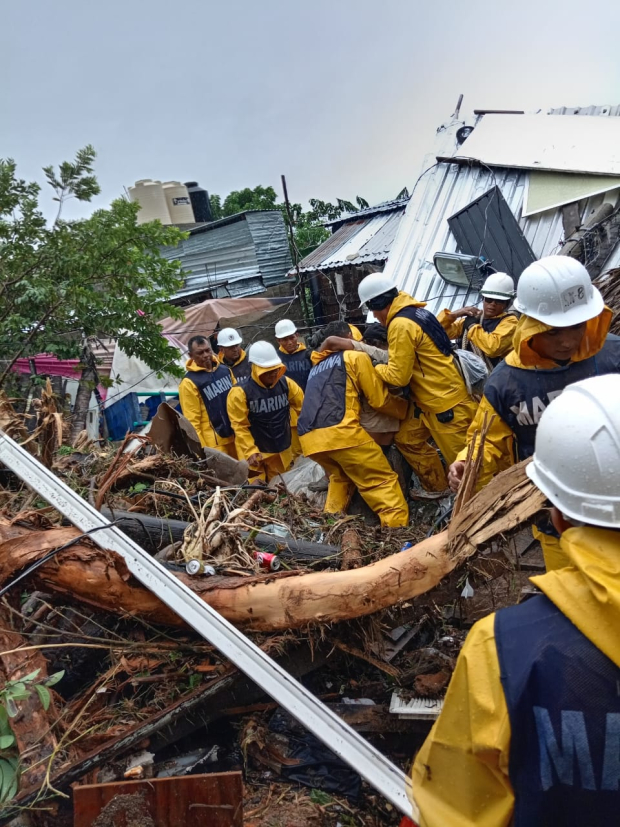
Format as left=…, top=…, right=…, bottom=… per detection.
left=452, top=93, right=464, bottom=120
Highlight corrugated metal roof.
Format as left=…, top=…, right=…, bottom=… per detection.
left=325, top=197, right=409, bottom=227
left=295, top=209, right=405, bottom=274
left=160, top=211, right=292, bottom=300
left=385, top=110, right=620, bottom=315
left=296, top=221, right=366, bottom=271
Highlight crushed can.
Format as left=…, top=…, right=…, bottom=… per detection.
left=254, top=551, right=281, bottom=572
left=185, top=560, right=216, bottom=577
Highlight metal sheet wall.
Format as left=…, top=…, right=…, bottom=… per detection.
left=385, top=120, right=620, bottom=315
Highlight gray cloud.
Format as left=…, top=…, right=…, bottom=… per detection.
left=3, top=0, right=620, bottom=221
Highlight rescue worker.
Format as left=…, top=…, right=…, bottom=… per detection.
left=448, top=255, right=620, bottom=570
left=217, top=328, right=251, bottom=387
left=274, top=318, right=312, bottom=460
left=437, top=272, right=518, bottom=368
left=178, top=336, right=237, bottom=457
left=226, top=341, right=304, bottom=482
left=297, top=320, right=409, bottom=528
left=274, top=319, right=312, bottom=391
left=357, top=273, right=476, bottom=493
left=412, top=374, right=620, bottom=827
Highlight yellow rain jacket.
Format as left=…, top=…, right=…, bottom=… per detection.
left=437, top=309, right=517, bottom=361
left=411, top=525, right=620, bottom=827
left=227, top=363, right=304, bottom=477
left=178, top=357, right=236, bottom=454
left=456, top=307, right=613, bottom=488
left=298, top=350, right=407, bottom=457
left=375, top=292, right=469, bottom=413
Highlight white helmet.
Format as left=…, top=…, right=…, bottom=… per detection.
left=248, top=341, right=283, bottom=369
left=275, top=319, right=297, bottom=338
left=358, top=273, right=398, bottom=307
left=514, top=256, right=604, bottom=327
left=217, top=327, right=242, bottom=347
left=526, top=375, right=620, bottom=528
left=480, top=272, right=515, bottom=300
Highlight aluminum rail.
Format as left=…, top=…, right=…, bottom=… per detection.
left=0, top=431, right=418, bottom=820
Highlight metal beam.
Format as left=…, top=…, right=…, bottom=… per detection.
left=0, top=431, right=417, bottom=820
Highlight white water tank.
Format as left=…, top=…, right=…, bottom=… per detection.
left=128, top=179, right=171, bottom=225
left=162, top=181, right=195, bottom=224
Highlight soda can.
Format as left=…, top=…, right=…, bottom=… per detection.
left=254, top=551, right=281, bottom=572
left=186, top=560, right=216, bottom=576
left=400, top=541, right=414, bottom=551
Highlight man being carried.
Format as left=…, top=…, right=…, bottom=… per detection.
left=356, top=273, right=477, bottom=494
left=448, top=256, right=620, bottom=570
left=438, top=272, right=518, bottom=368
left=297, top=320, right=409, bottom=528
left=227, top=341, right=304, bottom=482
left=217, top=328, right=252, bottom=387
left=320, top=321, right=402, bottom=448
left=412, top=374, right=620, bottom=827
left=178, top=336, right=236, bottom=457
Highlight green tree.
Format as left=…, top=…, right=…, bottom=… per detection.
left=209, top=193, right=223, bottom=220
left=0, top=146, right=186, bottom=438
left=221, top=185, right=279, bottom=216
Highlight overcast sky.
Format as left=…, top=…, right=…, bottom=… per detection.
left=3, top=0, right=620, bottom=221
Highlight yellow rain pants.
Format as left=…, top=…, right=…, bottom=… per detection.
left=396, top=399, right=478, bottom=491
left=249, top=450, right=292, bottom=483
left=312, top=442, right=408, bottom=528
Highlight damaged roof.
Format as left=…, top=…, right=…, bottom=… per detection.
left=160, top=210, right=293, bottom=301
left=293, top=200, right=408, bottom=274
left=384, top=105, right=620, bottom=315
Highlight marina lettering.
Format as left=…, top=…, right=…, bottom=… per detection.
left=203, top=377, right=232, bottom=401
left=308, top=353, right=341, bottom=379
left=534, top=707, right=620, bottom=791
left=248, top=394, right=288, bottom=414
left=509, top=388, right=567, bottom=426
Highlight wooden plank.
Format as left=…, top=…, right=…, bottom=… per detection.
left=73, top=772, right=243, bottom=827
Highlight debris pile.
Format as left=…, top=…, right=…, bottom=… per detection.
left=0, top=386, right=547, bottom=824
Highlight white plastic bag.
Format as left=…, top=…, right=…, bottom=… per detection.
left=454, top=348, right=489, bottom=399
left=271, top=457, right=328, bottom=507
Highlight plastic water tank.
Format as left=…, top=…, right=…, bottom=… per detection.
left=162, top=181, right=194, bottom=224
left=184, top=181, right=213, bottom=223
left=128, top=180, right=171, bottom=225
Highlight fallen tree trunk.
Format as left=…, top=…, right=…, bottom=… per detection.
left=0, top=462, right=544, bottom=632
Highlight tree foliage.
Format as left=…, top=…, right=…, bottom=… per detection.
left=0, top=147, right=186, bottom=388
left=207, top=184, right=409, bottom=260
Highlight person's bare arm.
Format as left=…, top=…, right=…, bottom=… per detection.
left=320, top=336, right=355, bottom=352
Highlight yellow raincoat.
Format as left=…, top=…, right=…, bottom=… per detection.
left=437, top=309, right=517, bottom=361
left=226, top=364, right=304, bottom=481
left=457, top=308, right=613, bottom=489
left=411, top=525, right=620, bottom=827
left=348, top=323, right=363, bottom=341
left=375, top=292, right=476, bottom=490
left=299, top=349, right=409, bottom=527
left=178, top=357, right=237, bottom=457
